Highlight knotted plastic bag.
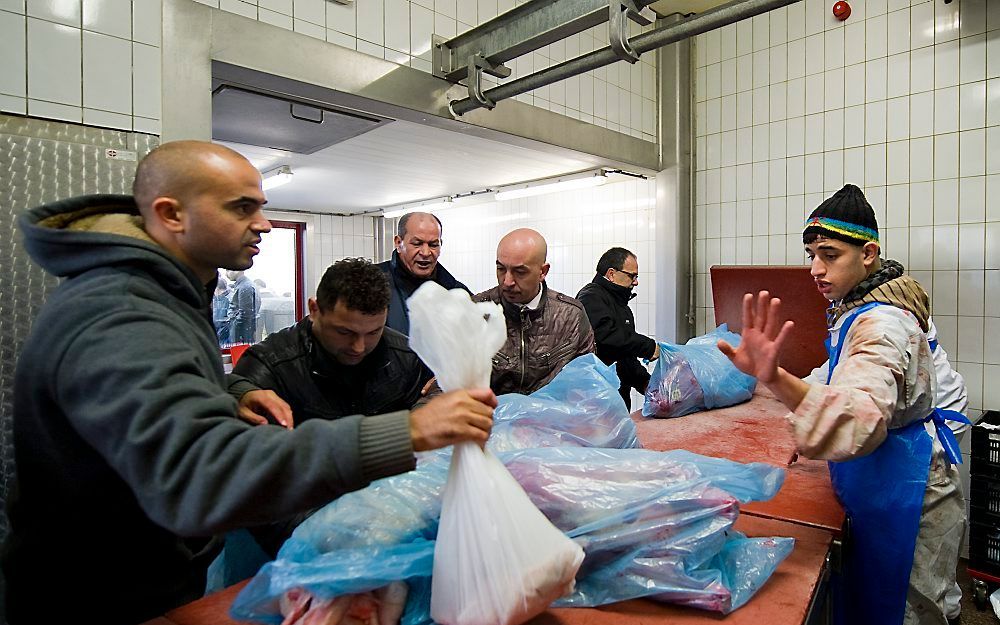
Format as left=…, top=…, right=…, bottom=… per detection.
left=407, top=282, right=585, bottom=625
left=643, top=325, right=756, bottom=418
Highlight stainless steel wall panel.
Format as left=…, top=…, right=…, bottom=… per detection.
left=0, top=113, right=158, bottom=543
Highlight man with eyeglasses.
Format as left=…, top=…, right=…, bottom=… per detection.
left=577, top=247, right=660, bottom=409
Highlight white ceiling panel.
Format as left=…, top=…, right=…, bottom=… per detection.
left=222, top=118, right=608, bottom=214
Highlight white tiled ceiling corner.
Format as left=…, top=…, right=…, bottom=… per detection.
left=223, top=118, right=605, bottom=214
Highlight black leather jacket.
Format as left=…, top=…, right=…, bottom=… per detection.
left=577, top=275, right=657, bottom=404
left=232, top=318, right=434, bottom=422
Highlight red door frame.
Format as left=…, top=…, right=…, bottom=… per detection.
left=269, top=219, right=307, bottom=322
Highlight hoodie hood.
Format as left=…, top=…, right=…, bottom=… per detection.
left=18, top=194, right=208, bottom=308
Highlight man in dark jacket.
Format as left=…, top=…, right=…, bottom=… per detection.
left=577, top=247, right=659, bottom=409
left=474, top=228, right=594, bottom=395
left=225, top=269, right=259, bottom=343
left=2, top=141, right=496, bottom=625
left=377, top=211, right=471, bottom=335
left=233, top=257, right=435, bottom=424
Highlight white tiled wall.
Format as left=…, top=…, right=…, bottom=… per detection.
left=0, top=0, right=657, bottom=142
left=693, top=0, right=1000, bottom=418
left=0, top=0, right=161, bottom=132
left=304, top=213, right=377, bottom=294
left=428, top=177, right=658, bottom=338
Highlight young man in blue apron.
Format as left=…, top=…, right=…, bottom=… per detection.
left=718, top=184, right=968, bottom=625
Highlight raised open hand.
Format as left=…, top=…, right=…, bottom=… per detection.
left=717, top=291, right=794, bottom=384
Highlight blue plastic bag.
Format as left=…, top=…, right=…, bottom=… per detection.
left=643, top=325, right=757, bottom=418
left=231, top=447, right=791, bottom=623
left=487, top=354, right=640, bottom=452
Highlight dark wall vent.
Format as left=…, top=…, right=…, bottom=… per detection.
left=212, top=85, right=391, bottom=154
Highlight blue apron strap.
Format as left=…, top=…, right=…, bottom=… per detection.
left=826, top=302, right=885, bottom=384
left=925, top=408, right=972, bottom=465
left=928, top=338, right=939, bottom=352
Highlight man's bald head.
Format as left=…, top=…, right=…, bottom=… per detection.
left=495, top=228, right=550, bottom=305
left=498, top=228, right=547, bottom=265
left=131, top=140, right=271, bottom=283
left=133, top=141, right=256, bottom=214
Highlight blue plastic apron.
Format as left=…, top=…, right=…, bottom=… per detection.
left=825, top=302, right=969, bottom=625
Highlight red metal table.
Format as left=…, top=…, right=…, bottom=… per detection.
left=156, top=514, right=832, bottom=625
left=633, top=387, right=845, bottom=537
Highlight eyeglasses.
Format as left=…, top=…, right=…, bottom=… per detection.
left=614, top=268, right=639, bottom=281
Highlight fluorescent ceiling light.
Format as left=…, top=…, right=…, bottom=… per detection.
left=494, top=169, right=607, bottom=201
left=382, top=196, right=453, bottom=219
left=261, top=165, right=293, bottom=191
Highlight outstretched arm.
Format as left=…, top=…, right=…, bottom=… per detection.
left=716, top=291, right=808, bottom=411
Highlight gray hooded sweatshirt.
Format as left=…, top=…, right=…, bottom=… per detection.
left=2, top=195, right=414, bottom=625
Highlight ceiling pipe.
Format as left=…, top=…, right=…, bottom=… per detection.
left=450, top=0, right=802, bottom=116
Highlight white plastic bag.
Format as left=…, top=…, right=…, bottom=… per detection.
left=407, top=282, right=585, bottom=625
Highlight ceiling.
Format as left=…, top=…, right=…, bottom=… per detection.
left=222, top=118, right=609, bottom=215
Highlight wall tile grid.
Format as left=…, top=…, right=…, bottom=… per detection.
left=305, top=212, right=376, bottom=294
left=0, top=0, right=657, bottom=142
left=0, top=0, right=162, bottom=133
left=693, top=0, right=1000, bottom=418
left=430, top=176, right=658, bottom=339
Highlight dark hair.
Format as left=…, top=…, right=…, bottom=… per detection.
left=397, top=212, right=444, bottom=239
left=316, top=258, right=390, bottom=315
left=596, top=247, right=635, bottom=276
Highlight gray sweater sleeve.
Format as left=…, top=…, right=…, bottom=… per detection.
left=54, top=310, right=415, bottom=537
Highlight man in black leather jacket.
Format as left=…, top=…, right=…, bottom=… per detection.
left=233, top=258, right=436, bottom=423
left=577, top=247, right=659, bottom=409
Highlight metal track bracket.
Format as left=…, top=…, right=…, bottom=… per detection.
left=466, top=53, right=511, bottom=110
left=609, top=0, right=648, bottom=63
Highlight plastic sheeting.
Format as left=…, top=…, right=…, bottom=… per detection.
left=230, top=351, right=790, bottom=625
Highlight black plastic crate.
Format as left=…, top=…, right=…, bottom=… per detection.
left=969, top=521, right=1000, bottom=577
left=971, top=478, right=1000, bottom=526
left=972, top=411, right=1000, bottom=478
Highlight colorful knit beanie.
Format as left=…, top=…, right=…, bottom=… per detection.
left=803, top=184, right=879, bottom=246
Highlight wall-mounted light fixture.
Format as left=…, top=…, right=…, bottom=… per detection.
left=382, top=196, right=453, bottom=219
left=494, top=168, right=608, bottom=201
left=261, top=165, right=294, bottom=191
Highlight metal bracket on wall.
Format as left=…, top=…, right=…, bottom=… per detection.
left=609, top=0, right=650, bottom=63
left=465, top=53, right=512, bottom=110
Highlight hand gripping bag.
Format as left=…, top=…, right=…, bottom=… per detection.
left=407, top=282, right=585, bottom=625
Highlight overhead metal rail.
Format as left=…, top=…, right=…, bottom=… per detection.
left=434, top=0, right=657, bottom=108
left=443, top=0, right=801, bottom=115
left=433, top=0, right=656, bottom=84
